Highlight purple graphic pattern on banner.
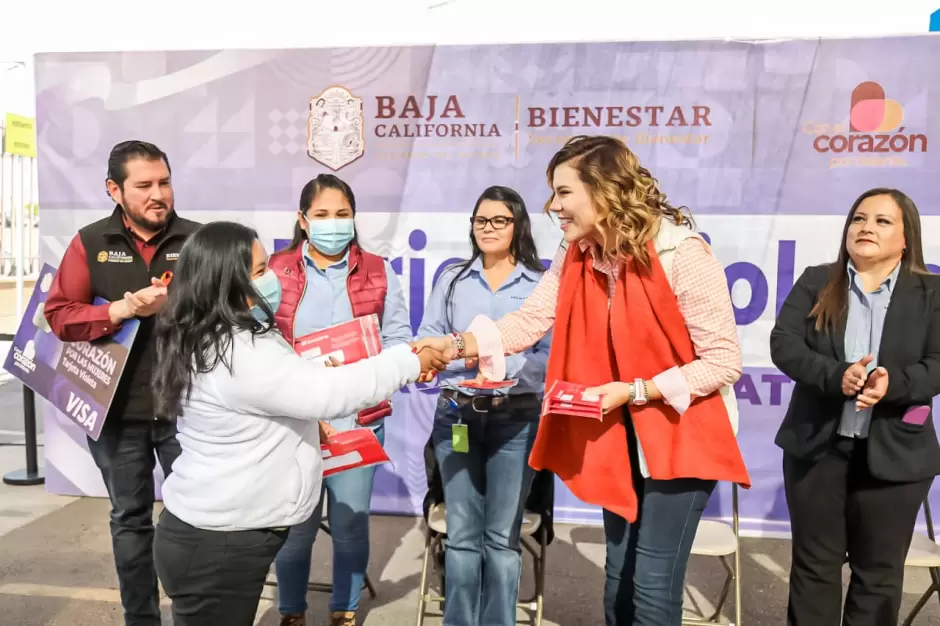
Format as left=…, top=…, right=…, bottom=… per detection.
left=32, top=37, right=940, bottom=532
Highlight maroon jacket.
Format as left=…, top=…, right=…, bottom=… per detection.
left=268, top=243, right=392, bottom=425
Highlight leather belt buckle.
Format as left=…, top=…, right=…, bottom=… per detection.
left=470, top=395, right=491, bottom=413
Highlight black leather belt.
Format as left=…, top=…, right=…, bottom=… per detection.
left=439, top=389, right=540, bottom=413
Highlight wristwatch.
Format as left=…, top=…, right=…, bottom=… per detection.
left=631, top=378, right=649, bottom=406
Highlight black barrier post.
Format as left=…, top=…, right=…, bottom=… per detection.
left=1, top=333, right=45, bottom=486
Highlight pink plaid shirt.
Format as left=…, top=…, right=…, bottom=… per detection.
left=469, top=237, right=741, bottom=414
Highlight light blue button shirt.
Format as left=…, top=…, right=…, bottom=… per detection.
left=416, top=257, right=551, bottom=397
left=838, top=261, right=901, bottom=439
left=294, top=246, right=413, bottom=432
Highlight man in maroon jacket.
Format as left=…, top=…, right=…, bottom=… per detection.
left=44, top=140, right=199, bottom=626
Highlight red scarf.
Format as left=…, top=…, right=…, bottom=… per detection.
left=528, top=240, right=751, bottom=522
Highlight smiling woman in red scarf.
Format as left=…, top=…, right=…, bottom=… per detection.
left=416, top=135, right=751, bottom=626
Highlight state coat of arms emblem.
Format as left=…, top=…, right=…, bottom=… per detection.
left=307, top=86, right=365, bottom=170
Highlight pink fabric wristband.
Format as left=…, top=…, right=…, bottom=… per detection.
left=467, top=315, right=506, bottom=381
left=652, top=366, right=692, bottom=415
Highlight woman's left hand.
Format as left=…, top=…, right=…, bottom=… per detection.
left=584, top=382, right=632, bottom=414
left=856, top=366, right=889, bottom=410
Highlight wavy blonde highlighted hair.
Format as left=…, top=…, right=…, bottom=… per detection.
left=545, top=135, right=692, bottom=267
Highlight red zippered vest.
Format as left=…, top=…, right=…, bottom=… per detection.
left=269, top=242, right=392, bottom=425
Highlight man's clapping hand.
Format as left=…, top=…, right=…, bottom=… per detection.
left=108, top=277, right=168, bottom=325
left=842, top=354, right=873, bottom=396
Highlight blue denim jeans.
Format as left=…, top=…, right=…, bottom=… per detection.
left=274, top=424, right=385, bottom=614
left=431, top=402, right=539, bottom=626
left=602, top=416, right=716, bottom=626
left=86, top=419, right=181, bottom=626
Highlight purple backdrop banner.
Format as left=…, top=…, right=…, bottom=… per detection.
left=33, top=36, right=940, bottom=533
left=2, top=264, right=140, bottom=440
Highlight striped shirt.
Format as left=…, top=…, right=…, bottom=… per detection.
left=471, top=236, right=741, bottom=414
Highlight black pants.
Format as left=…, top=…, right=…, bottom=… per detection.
left=86, top=419, right=181, bottom=626
left=154, top=509, right=288, bottom=626
left=784, top=436, right=932, bottom=626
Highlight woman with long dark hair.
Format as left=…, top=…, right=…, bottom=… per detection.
left=416, top=185, right=551, bottom=626
left=150, top=221, right=444, bottom=626
left=416, top=136, right=749, bottom=625
left=772, top=188, right=940, bottom=625
left=268, top=174, right=413, bottom=626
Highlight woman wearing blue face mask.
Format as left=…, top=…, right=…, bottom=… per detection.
left=151, top=222, right=445, bottom=626
left=268, top=174, right=413, bottom=626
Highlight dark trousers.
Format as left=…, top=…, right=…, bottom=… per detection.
left=784, top=436, right=933, bottom=626
left=154, top=509, right=288, bottom=626
left=603, top=414, right=716, bottom=626
left=86, top=419, right=181, bottom=626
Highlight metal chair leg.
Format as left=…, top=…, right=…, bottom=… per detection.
left=733, top=545, right=742, bottom=626
left=902, top=566, right=940, bottom=626
left=902, top=583, right=939, bottom=626
left=699, top=557, right=733, bottom=622
left=534, top=531, right=547, bottom=626
left=682, top=483, right=742, bottom=626
left=415, top=526, right=433, bottom=626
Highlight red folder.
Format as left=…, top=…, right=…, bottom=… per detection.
left=294, top=314, right=382, bottom=366
left=293, top=315, right=391, bottom=425
left=320, top=428, right=390, bottom=477
left=543, top=380, right=604, bottom=421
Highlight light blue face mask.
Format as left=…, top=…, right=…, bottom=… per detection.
left=306, top=218, right=355, bottom=256
left=250, top=269, right=282, bottom=324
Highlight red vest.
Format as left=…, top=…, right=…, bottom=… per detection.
left=269, top=242, right=392, bottom=425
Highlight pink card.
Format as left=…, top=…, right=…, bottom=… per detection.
left=544, top=381, right=604, bottom=420
left=546, top=381, right=603, bottom=408
left=547, top=401, right=603, bottom=420
left=320, top=428, right=390, bottom=477
left=902, top=405, right=931, bottom=426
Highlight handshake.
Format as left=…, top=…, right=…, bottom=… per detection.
left=409, top=335, right=464, bottom=383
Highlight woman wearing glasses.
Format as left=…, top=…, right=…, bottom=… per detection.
left=416, top=186, right=551, bottom=626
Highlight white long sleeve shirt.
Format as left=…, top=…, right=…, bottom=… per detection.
left=161, top=330, right=420, bottom=531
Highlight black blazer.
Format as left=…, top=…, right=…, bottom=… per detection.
left=771, top=263, right=940, bottom=483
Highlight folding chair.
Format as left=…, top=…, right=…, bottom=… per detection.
left=682, top=483, right=742, bottom=626
left=416, top=502, right=548, bottom=626
left=415, top=436, right=554, bottom=626
left=902, top=497, right=940, bottom=625
left=264, top=498, right=377, bottom=599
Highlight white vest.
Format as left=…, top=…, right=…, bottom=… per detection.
left=653, top=219, right=740, bottom=436
left=629, top=220, right=740, bottom=478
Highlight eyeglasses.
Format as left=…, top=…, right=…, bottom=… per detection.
left=471, top=216, right=514, bottom=230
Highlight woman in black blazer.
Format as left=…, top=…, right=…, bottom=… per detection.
left=771, top=187, right=940, bottom=626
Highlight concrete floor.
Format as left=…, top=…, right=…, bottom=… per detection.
left=3, top=463, right=940, bottom=626
left=2, top=381, right=940, bottom=624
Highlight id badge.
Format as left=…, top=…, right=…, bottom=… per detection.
left=452, top=423, right=469, bottom=453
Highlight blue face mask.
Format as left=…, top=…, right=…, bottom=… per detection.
left=250, top=269, right=282, bottom=324
left=306, top=218, right=355, bottom=256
